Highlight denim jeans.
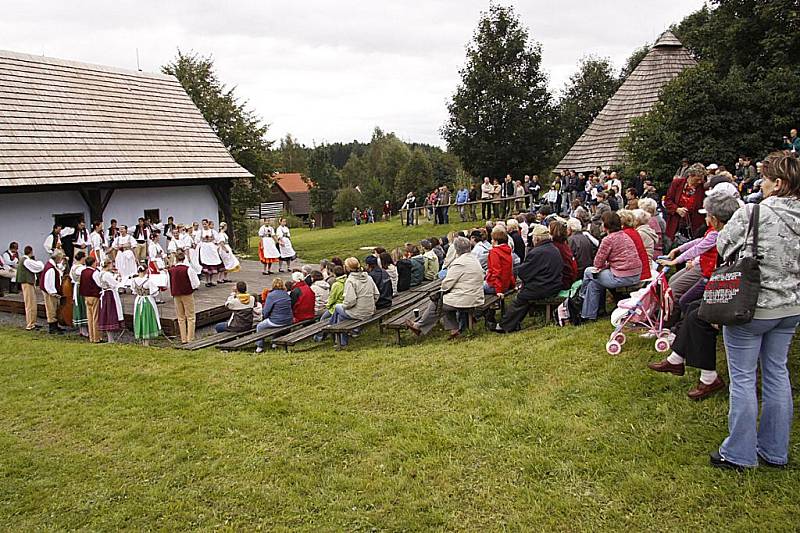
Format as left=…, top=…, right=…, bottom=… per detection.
left=313, top=310, right=332, bottom=342
left=719, top=315, right=800, bottom=466
left=580, top=267, right=640, bottom=320
left=255, top=317, right=285, bottom=349
left=330, top=304, right=352, bottom=346
left=214, top=322, right=228, bottom=333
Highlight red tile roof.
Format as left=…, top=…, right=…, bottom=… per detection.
left=274, top=173, right=311, bottom=193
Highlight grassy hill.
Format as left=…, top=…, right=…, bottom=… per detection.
left=2, top=220, right=799, bottom=530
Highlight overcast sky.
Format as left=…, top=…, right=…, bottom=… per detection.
left=2, top=0, right=707, bottom=147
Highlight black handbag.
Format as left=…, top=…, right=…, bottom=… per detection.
left=698, top=204, right=761, bottom=325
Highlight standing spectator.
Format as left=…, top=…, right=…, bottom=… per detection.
left=632, top=171, right=647, bottom=197
left=400, top=192, right=417, bottom=226
left=782, top=128, right=799, bottom=153
left=455, top=185, right=469, bottom=222
left=480, top=177, right=494, bottom=221
left=711, top=151, right=800, bottom=470
left=492, top=178, right=503, bottom=219
left=352, top=207, right=361, bottom=226
left=382, top=201, right=392, bottom=221
left=468, top=184, right=479, bottom=221
left=664, top=163, right=707, bottom=242
left=606, top=172, right=622, bottom=194
left=514, top=180, right=527, bottom=212
left=528, top=175, right=542, bottom=206
left=675, top=158, right=690, bottom=178
left=502, top=175, right=515, bottom=217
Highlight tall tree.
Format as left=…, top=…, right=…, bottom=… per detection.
left=623, top=0, right=800, bottom=187
left=552, top=56, right=619, bottom=165
left=340, top=152, right=369, bottom=188
left=308, top=146, right=339, bottom=226
left=277, top=134, right=309, bottom=175
left=162, top=50, right=274, bottom=247
left=442, top=4, right=555, bottom=178
left=395, top=149, right=434, bottom=200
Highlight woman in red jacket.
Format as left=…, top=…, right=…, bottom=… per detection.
left=484, top=226, right=515, bottom=296
left=664, top=163, right=706, bottom=242
left=289, top=272, right=317, bottom=322
left=548, top=218, right=578, bottom=289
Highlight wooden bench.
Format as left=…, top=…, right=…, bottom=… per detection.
left=217, top=318, right=316, bottom=351
left=176, top=329, right=254, bottom=351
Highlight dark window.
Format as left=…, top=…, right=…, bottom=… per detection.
left=53, top=212, right=85, bottom=230
left=143, top=209, right=160, bottom=224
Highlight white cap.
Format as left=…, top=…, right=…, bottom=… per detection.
left=706, top=163, right=719, bottom=170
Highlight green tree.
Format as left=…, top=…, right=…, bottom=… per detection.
left=553, top=56, right=619, bottom=165
left=395, top=149, right=435, bottom=200
left=333, top=187, right=362, bottom=221
left=163, top=50, right=275, bottom=248
left=341, top=152, right=369, bottom=188
left=623, top=0, right=800, bottom=186
left=442, top=4, right=555, bottom=178
left=308, top=146, right=339, bottom=225
left=277, top=134, right=309, bottom=175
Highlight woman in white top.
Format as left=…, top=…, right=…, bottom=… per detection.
left=198, top=219, right=223, bottom=287
left=258, top=220, right=281, bottom=275
left=97, top=259, right=124, bottom=343
left=131, top=266, right=161, bottom=346
left=90, top=223, right=107, bottom=265
left=70, top=252, right=88, bottom=338
left=276, top=218, right=296, bottom=272
left=217, top=222, right=240, bottom=281
left=189, top=222, right=202, bottom=275
left=113, top=225, right=138, bottom=288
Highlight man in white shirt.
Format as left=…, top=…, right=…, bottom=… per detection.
left=40, top=251, right=67, bottom=334
left=43, top=225, right=75, bottom=256
left=72, top=220, right=91, bottom=258
left=0, top=246, right=16, bottom=296
left=15, top=246, right=44, bottom=329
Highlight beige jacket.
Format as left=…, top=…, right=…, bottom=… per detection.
left=441, top=253, right=485, bottom=308
left=637, top=224, right=657, bottom=261
left=341, top=271, right=379, bottom=320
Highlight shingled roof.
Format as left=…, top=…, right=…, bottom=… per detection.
left=555, top=31, right=697, bottom=173
left=0, top=49, right=253, bottom=188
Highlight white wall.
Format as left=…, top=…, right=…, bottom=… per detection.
left=0, top=185, right=219, bottom=258
left=0, top=190, right=88, bottom=258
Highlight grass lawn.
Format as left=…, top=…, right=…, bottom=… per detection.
left=249, top=219, right=480, bottom=264
left=1, top=321, right=799, bottom=530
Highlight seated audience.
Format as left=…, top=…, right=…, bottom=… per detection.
left=420, top=240, right=439, bottom=281
left=470, top=229, right=492, bottom=271
left=506, top=219, right=526, bottom=264
left=405, top=237, right=484, bottom=339
left=379, top=252, right=398, bottom=294
left=637, top=197, right=665, bottom=258
left=289, top=271, right=316, bottom=322
left=618, top=209, right=652, bottom=281
left=566, top=217, right=597, bottom=273
left=215, top=281, right=261, bottom=333
left=633, top=209, right=658, bottom=265
left=393, top=247, right=413, bottom=292
left=328, top=257, right=379, bottom=347
left=549, top=217, right=578, bottom=290
left=579, top=211, right=643, bottom=322
left=255, top=278, right=293, bottom=353
left=493, top=225, right=563, bottom=333
left=406, top=244, right=425, bottom=287
left=309, top=270, right=330, bottom=316
left=365, top=255, right=393, bottom=309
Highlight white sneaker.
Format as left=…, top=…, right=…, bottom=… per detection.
left=255, top=346, right=264, bottom=354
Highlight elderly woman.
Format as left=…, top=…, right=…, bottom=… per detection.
left=329, top=257, right=379, bottom=347
left=567, top=217, right=597, bottom=273
left=664, top=162, right=706, bottom=242
left=405, top=237, right=484, bottom=340
left=637, top=197, right=664, bottom=257
left=633, top=209, right=657, bottom=265
left=549, top=217, right=578, bottom=290
left=710, top=151, right=800, bottom=470
left=618, top=209, right=652, bottom=281
left=579, top=211, right=642, bottom=322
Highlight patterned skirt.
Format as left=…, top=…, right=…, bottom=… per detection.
left=133, top=297, right=161, bottom=340
left=72, top=290, right=88, bottom=327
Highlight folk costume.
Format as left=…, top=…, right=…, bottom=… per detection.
left=131, top=274, right=161, bottom=341
left=17, top=254, right=43, bottom=330
left=188, top=228, right=202, bottom=275
left=39, top=258, right=65, bottom=333
left=70, top=261, right=88, bottom=337
left=258, top=224, right=280, bottom=268
left=113, top=234, right=138, bottom=284
left=79, top=265, right=102, bottom=342
left=198, top=227, right=223, bottom=284
left=276, top=224, right=296, bottom=271
left=217, top=229, right=240, bottom=273
left=97, top=269, right=124, bottom=336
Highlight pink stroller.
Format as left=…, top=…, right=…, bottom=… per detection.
left=605, top=267, right=674, bottom=355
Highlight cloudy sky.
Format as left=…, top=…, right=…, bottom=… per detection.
left=2, top=0, right=706, bottom=147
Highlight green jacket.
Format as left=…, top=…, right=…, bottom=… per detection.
left=422, top=250, right=438, bottom=281
left=326, top=275, right=347, bottom=313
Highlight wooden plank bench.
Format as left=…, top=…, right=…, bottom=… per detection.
left=217, top=318, right=316, bottom=351
left=176, top=329, right=253, bottom=351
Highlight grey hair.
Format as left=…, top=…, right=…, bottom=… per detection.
left=704, top=193, right=741, bottom=224
left=637, top=197, right=658, bottom=214
left=566, top=217, right=583, bottom=233
left=453, top=236, right=472, bottom=256
left=633, top=208, right=651, bottom=226
left=51, top=250, right=64, bottom=261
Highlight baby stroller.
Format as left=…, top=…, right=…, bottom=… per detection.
left=605, top=267, right=674, bottom=355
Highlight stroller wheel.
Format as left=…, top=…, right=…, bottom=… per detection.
left=614, top=333, right=626, bottom=345
left=657, top=330, right=671, bottom=338
left=655, top=338, right=671, bottom=353
left=606, top=340, right=622, bottom=355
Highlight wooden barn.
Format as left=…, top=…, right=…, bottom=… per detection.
left=555, top=31, right=697, bottom=173
left=271, top=172, right=312, bottom=218
left=0, top=49, right=252, bottom=256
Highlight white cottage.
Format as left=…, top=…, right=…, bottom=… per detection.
left=0, top=49, right=252, bottom=256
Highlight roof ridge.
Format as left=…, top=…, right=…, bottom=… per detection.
left=0, top=49, right=175, bottom=82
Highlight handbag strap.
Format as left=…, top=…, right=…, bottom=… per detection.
left=745, top=203, right=760, bottom=260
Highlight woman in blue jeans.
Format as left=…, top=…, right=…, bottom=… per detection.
left=579, top=211, right=642, bottom=321
left=711, top=151, right=800, bottom=470
left=254, top=277, right=293, bottom=353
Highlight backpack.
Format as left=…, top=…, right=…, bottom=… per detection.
left=556, top=282, right=584, bottom=326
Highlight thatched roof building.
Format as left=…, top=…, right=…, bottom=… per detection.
left=555, top=31, right=697, bottom=173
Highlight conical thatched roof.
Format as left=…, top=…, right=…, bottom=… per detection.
left=555, top=31, right=696, bottom=173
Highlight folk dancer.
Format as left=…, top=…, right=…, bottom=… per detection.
left=90, top=222, right=108, bottom=264
left=147, top=231, right=168, bottom=304
left=131, top=266, right=162, bottom=346
left=258, top=220, right=280, bottom=275
left=39, top=250, right=67, bottom=335
left=189, top=222, right=203, bottom=275
left=217, top=222, right=240, bottom=282
left=79, top=256, right=103, bottom=343
left=43, top=224, right=75, bottom=256
left=70, top=251, right=89, bottom=338
left=132, top=217, right=151, bottom=262
left=72, top=220, right=90, bottom=259
left=97, top=259, right=124, bottom=343
left=276, top=218, right=296, bottom=272
left=112, top=225, right=138, bottom=289
left=198, top=219, right=223, bottom=287
left=169, top=250, right=201, bottom=344
left=15, top=246, right=43, bottom=330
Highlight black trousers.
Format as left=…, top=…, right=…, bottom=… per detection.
left=500, top=296, right=535, bottom=332
left=482, top=201, right=491, bottom=220
left=673, top=300, right=718, bottom=371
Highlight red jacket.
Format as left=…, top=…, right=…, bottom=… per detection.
left=290, top=280, right=316, bottom=322
left=623, top=228, right=652, bottom=281
left=664, top=176, right=706, bottom=239
left=485, top=244, right=515, bottom=294
left=553, top=241, right=578, bottom=289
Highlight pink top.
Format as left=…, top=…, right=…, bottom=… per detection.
left=593, top=231, right=642, bottom=278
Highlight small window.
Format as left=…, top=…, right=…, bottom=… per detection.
left=53, top=212, right=85, bottom=230
left=143, top=209, right=160, bottom=224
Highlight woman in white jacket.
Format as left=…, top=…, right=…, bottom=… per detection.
left=328, top=257, right=378, bottom=348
